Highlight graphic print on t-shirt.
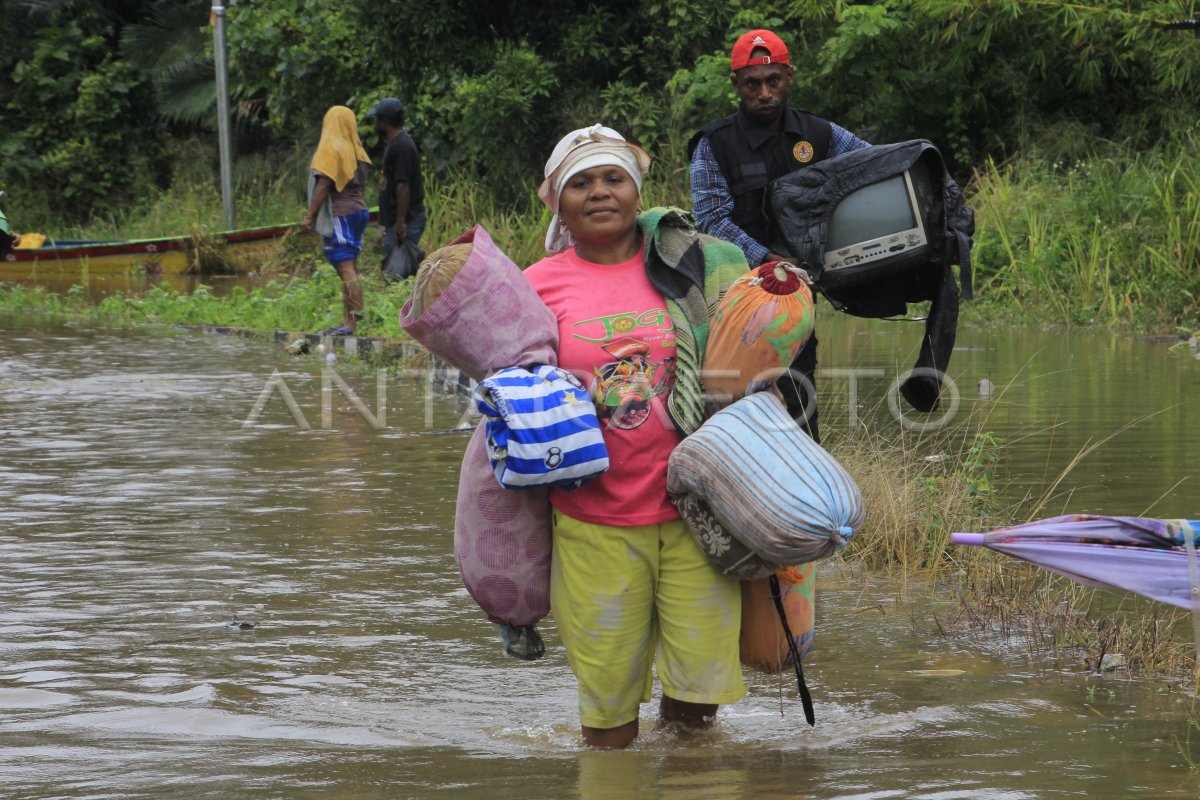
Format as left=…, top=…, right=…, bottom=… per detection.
left=572, top=308, right=676, bottom=430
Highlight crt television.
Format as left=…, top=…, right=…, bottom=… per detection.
left=819, top=159, right=938, bottom=290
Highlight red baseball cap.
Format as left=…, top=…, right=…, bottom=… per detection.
left=731, top=29, right=790, bottom=72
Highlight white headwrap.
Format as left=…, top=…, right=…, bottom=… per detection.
left=537, top=124, right=652, bottom=254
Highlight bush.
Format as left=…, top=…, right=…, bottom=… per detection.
left=2, top=5, right=166, bottom=220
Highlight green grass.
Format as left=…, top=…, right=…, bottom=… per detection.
left=823, top=387, right=1200, bottom=683
left=971, top=131, right=1200, bottom=333
left=0, top=255, right=413, bottom=338
left=17, top=139, right=307, bottom=240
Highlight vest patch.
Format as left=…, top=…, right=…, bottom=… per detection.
left=793, top=140, right=814, bottom=163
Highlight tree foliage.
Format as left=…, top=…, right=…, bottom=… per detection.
left=2, top=0, right=1198, bottom=222
left=786, top=0, right=1200, bottom=166
left=1, top=2, right=168, bottom=216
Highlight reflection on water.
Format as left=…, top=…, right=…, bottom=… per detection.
left=816, top=313, right=1199, bottom=518
left=1, top=313, right=1199, bottom=798
left=2, top=273, right=254, bottom=301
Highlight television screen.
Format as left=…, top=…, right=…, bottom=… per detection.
left=825, top=175, right=916, bottom=252
left=821, top=167, right=930, bottom=284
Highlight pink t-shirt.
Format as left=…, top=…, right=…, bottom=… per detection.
left=524, top=246, right=682, bottom=527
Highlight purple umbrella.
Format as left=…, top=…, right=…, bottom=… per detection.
left=951, top=515, right=1200, bottom=609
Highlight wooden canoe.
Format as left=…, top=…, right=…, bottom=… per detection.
left=1, top=222, right=304, bottom=280
left=0, top=210, right=379, bottom=281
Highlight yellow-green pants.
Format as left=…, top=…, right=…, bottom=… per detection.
left=550, top=509, right=746, bottom=729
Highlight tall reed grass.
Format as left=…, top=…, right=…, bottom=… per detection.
left=18, top=139, right=307, bottom=240
left=972, top=131, right=1200, bottom=333
left=823, top=385, right=1199, bottom=683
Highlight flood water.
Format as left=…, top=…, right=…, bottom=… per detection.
left=817, top=312, right=1198, bottom=519
left=1, top=311, right=1199, bottom=798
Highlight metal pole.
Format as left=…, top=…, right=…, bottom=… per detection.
left=212, top=2, right=235, bottom=230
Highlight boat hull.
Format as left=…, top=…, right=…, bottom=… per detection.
left=1, top=222, right=321, bottom=280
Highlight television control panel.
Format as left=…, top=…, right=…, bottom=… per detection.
left=826, top=231, right=925, bottom=270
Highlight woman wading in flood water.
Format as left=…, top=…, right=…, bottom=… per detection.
left=523, top=126, right=745, bottom=749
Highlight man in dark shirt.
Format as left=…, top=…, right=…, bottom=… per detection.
left=688, top=30, right=870, bottom=442
left=370, top=97, right=426, bottom=256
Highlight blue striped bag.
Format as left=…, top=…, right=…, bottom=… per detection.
left=476, top=365, right=609, bottom=490
left=667, top=391, right=865, bottom=566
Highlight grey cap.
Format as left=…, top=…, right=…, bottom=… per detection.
left=369, top=97, right=405, bottom=118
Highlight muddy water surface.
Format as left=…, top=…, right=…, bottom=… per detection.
left=1, top=313, right=1198, bottom=798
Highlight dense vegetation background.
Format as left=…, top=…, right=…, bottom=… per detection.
left=1, top=0, right=1198, bottom=329
left=3, top=0, right=1197, bottom=215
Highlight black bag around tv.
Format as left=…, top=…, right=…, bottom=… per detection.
left=768, top=139, right=975, bottom=413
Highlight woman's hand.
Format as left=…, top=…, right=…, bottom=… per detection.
left=303, top=174, right=333, bottom=232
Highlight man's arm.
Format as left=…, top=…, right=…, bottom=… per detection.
left=829, top=123, right=871, bottom=157
left=393, top=181, right=410, bottom=239
left=689, top=136, right=770, bottom=265
left=390, top=139, right=418, bottom=240
left=302, top=174, right=333, bottom=230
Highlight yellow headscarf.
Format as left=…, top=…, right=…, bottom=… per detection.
left=310, top=106, right=371, bottom=192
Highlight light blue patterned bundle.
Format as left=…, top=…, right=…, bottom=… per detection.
left=476, top=365, right=609, bottom=490
left=668, top=391, right=865, bottom=566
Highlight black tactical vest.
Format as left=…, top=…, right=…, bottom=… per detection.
left=688, top=107, right=833, bottom=248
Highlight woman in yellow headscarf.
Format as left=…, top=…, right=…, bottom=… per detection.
left=302, top=106, right=371, bottom=335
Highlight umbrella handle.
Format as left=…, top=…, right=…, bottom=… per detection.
left=1184, top=528, right=1200, bottom=669
left=950, top=533, right=985, bottom=546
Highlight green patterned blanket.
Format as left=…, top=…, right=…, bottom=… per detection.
left=638, top=207, right=748, bottom=436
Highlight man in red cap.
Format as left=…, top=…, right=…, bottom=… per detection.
left=688, top=29, right=870, bottom=442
